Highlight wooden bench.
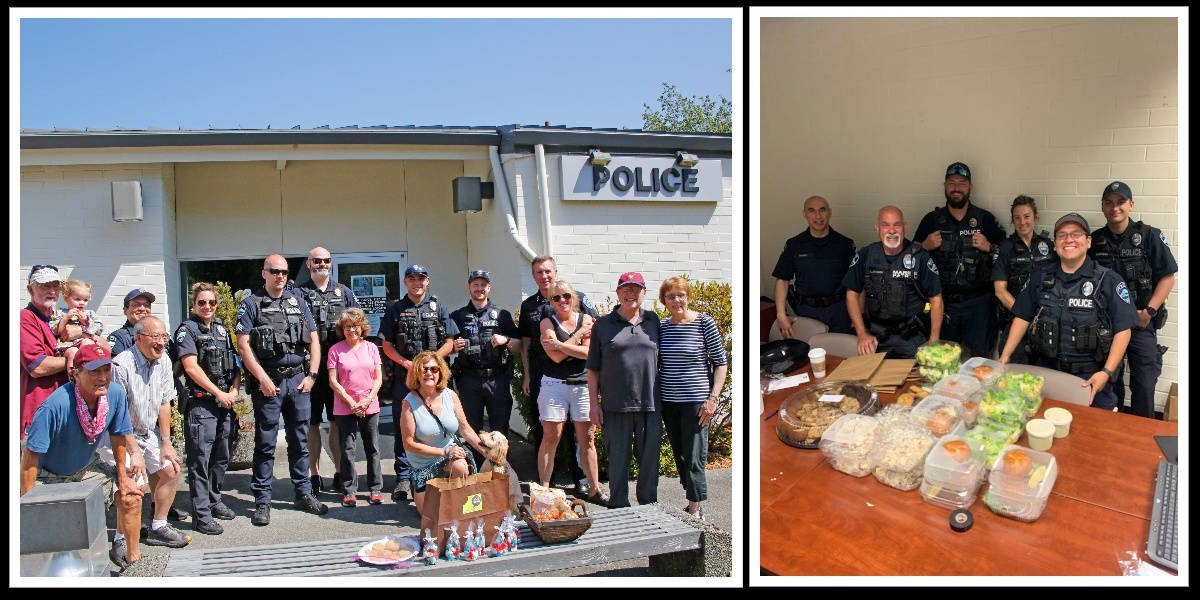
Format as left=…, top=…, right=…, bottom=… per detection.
left=164, top=504, right=713, bottom=577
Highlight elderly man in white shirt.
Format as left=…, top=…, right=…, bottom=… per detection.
left=110, top=316, right=191, bottom=549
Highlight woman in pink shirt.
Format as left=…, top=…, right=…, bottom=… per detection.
left=326, top=308, right=383, bottom=507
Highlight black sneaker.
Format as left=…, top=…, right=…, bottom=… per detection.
left=391, top=479, right=410, bottom=502
left=252, top=504, right=271, bottom=526
left=193, top=518, right=224, bottom=535
left=144, top=523, right=192, bottom=548
left=309, top=474, right=323, bottom=494
left=332, top=472, right=345, bottom=494
left=109, top=537, right=129, bottom=571
left=295, top=493, right=329, bottom=515
left=210, top=502, right=236, bottom=521
left=168, top=506, right=187, bottom=522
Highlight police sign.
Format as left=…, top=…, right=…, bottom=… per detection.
left=560, top=155, right=720, bottom=202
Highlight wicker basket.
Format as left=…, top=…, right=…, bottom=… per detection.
left=519, top=499, right=592, bottom=544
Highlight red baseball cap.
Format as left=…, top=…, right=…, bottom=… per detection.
left=75, top=344, right=113, bottom=370
left=616, top=272, right=646, bottom=290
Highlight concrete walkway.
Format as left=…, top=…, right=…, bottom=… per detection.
left=115, top=405, right=731, bottom=577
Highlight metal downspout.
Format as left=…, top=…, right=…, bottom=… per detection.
left=489, top=146, right=538, bottom=261
left=534, top=143, right=554, bottom=257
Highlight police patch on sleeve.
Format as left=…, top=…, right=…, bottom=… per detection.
left=582, top=296, right=595, bottom=310
left=176, top=330, right=188, bottom=343
left=235, top=322, right=245, bottom=332
left=928, top=259, right=938, bottom=274
left=1161, top=231, right=1169, bottom=247
left=1116, top=281, right=1131, bottom=304
left=237, top=306, right=246, bottom=316
left=849, top=253, right=860, bottom=268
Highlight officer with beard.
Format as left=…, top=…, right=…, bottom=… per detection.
left=914, top=162, right=1006, bottom=358
left=296, top=247, right=360, bottom=493
left=1088, top=181, right=1177, bottom=418
left=843, top=206, right=944, bottom=359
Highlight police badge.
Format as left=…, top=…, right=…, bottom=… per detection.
left=430, top=302, right=437, bottom=311
left=335, top=288, right=342, bottom=297
left=1132, top=232, right=1143, bottom=246
left=287, top=297, right=298, bottom=306
left=1082, top=281, right=1094, bottom=297
left=490, top=309, right=498, bottom=320
left=903, top=254, right=915, bottom=269
left=1038, top=241, right=1049, bottom=256
left=969, top=217, right=977, bottom=228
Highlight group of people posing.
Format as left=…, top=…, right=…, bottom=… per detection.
left=19, top=250, right=727, bottom=572
left=773, top=162, right=1176, bottom=415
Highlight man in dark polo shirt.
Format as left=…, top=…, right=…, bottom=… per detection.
left=587, top=272, right=662, bottom=509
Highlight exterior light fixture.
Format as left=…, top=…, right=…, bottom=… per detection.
left=587, top=148, right=612, bottom=166
left=675, top=151, right=699, bottom=167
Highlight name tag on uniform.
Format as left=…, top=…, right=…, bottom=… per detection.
left=481, top=320, right=498, bottom=327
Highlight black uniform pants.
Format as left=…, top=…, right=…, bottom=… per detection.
left=456, top=369, right=513, bottom=466
left=528, top=370, right=585, bottom=485
left=184, top=396, right=236, bottom=521
left=309, top=351, right=335, bottom=424
left=390, top=375, right=414, bottom=482
left=996, top=319, right=1034, bottom=365
left=250, top=371, right=312, bottom=505
left=601, top=410, right=662, bottom=508
left=1115, top=325, right=1163, bottom=418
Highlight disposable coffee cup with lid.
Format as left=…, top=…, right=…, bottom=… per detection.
left=1043, top=407, right=1073, bottom=438
left=808, top=347, right=827, bottom=378
left=1025, top=418, right=1054, bottom=451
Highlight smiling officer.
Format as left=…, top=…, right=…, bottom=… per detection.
left=992, top=195, right=1056, bottom=364
left=772, top=195, right=856, bottom=336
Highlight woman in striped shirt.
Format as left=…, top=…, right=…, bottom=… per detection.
left=658, top=276, right=728, bottom=520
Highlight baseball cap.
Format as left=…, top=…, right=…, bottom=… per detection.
left=1053, top=213, right=1091, bottom=237
left=123, top=289, right=156, bottom=307
left=75, top=344, right=113, bottom=370
left=1101, top=181, right=1132, bottom=202
left=405, top=264, right=429, bottom=277
left=468, top=269, right=491, bottom=282
left=945, top=162, right=971, bottom=180
left=616, top=272, right=647, bottom=290
left=28, top=264, right=61, bottom=285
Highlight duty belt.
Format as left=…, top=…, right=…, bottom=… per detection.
left=267, top=364, right=305, bottom=382
left=799, top=293, right=843, bottom=308
left=944, top=290, right=985, bottom=304
left=460, top=367, right=503, bottom=378
left=1055, top=360, right=1101, bottom=376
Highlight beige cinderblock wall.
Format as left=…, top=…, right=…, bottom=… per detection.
left=760, top=17, right=1179, bottom=410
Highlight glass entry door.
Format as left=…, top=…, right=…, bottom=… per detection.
left=331, top=252, right=408, bottom=337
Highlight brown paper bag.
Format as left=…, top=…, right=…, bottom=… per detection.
left=869, top=358, right=917, bottom=393
left=419, top=471, right=513, bottom=555
left=825, top=352, right=886, bottom=382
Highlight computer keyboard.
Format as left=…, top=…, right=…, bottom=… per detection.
left=1146, top=459, right=1177, bottom=571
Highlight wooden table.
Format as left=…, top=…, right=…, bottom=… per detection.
left=760, top=356, right=1178, bottom=576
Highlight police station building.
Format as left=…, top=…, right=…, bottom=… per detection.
left=19, top=125, right=733, bottom=336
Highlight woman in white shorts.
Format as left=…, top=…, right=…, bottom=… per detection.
left=537, top=280, right=608, bottom=505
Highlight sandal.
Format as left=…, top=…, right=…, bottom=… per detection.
left=585, top=490, right=611, bottom=507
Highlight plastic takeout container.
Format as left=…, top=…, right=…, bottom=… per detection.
left=959, top=357, right=1005, bottom=387
left=818, top=413, right=880, bottom=477
left=909, top=394, right=966, bottom=439
left=979, top=386, right=1029, bottom=429
left=915, top=340, right=963, bottom=384
left=995, top=371, right=1045, bottom=419
left=982, top=445, right=1058, bottom=522
left=1025, top=418, right=1054, bottom=451
left=776, top=381, right=879, bottom=448
left=1042, top=407, right=1073, bottom=438
left=921, top=435, right=986, bottom=510
left=870, top=420, right=936, bottom=491
left=965, top=422, right=1020, bottom=470
left=932, top=374, right=982, bottom=428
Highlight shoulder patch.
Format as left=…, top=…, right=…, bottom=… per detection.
left=235, top=322, right=246, bottom=332
left=1115, top=281, right=1131, bottom=304
left=849, top=253, right=860, bottom=268
left=237, top=306, right=246, bottom=316
left=582, top=295, right=595, bottom=309
left=1160, top=231, right=1169, bottom=247
left=928, top=259, right=938, bottom=274
left=176, top=330, right=188, bottom=343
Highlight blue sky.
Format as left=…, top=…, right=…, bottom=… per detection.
left=19, top=18, right=734, bottom=131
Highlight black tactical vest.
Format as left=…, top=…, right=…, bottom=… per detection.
left=456, top=304, right=510, bottom=372
left=300, top=282, right=352, bottom=345
left=393, top=296, right=447, bottom=360
left=1029, top=265, right=1113, bottom=367
left=176, top=317, right=238, bottom=398
left=863, top=243, right=931, bottom=337
left=932, top=206, right=993, bottom=292
left=1090, top=221, right=1153, bottom=310
left=249, top=291, right=308, bottom=361
left=998, top=232, right=1056, bottom=319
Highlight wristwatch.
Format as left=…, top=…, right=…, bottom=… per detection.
left=307, top=370, right=318, bottom=379
left=1146, top=306, right=1158, bottom=318
left=1101, top=367, right=1116, bottom=380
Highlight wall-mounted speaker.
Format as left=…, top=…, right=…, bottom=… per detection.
left=111, top=181, right=143, bottom=222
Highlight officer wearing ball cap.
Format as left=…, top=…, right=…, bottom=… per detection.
left=379, top=263, right=458, bottom=502
left=108, top=289, right=157, bottom=356
left=1001, top=212, right=1137, bottom=410
left=449, top=270, right=521, bottom=465
left=771, top=195, right=857, bottom=336
left=1088, top=181, right=1177, bottom=418
left=914, top=162, right=1006, bottom=358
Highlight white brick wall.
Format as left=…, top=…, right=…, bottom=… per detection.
left=761, top=16, right=1180, bottom=412
left=20, top=164, right=174, bottom=333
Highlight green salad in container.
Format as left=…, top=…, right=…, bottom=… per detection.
left=915, top=341, right=962, bottom=384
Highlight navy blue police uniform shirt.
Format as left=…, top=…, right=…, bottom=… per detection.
left=1093, top=223, right=1179, bottom=287
left=379, top=294, right=459, bottom=353
left=1011, top=258, right=1138, bottom=333
left=991, top=232, right=1057, bottom=284
left=450, top=301, right=520, bottom=343
left=173, top=314, right=227, bottom=359
left=107, top=321, right=137, bottom=356
left=842, top=240, right=943, bottom=299
left=771, top=227, right=856, bottom=300
left=913, top=205, right=1006, bottom=292
left=235, top=287, right=318, bottom=366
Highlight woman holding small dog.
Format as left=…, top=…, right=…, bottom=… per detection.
left=538, top=280, right=608, bottom=505
left=399, top=350, right=489, bottom=514
left=659, top=276, right=728, bottom=520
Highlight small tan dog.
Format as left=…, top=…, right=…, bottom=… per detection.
left=478, top=431, right=523, bottom=513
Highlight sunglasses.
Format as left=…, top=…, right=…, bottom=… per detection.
left=310, top=257, right=332, bottom=264
left=421, top=366, right=441, bottom=374
left=551, top=293, right=572, bottom=302
left=195, top=299, right=218, bottom=307
left=266, top=268, right=289, bottom=276
left=946, top=166, right=970, bottom=178
left=31, top=264, right=59, bottom=272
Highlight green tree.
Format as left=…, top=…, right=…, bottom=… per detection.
left=642, top=82, right=732, bottom=134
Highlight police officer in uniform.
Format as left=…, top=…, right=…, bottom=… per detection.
left=772, top=195, right=856, bottom=336
left=1002, top=213, right=1136, bottom=410
left=379, top=264, right=458, bottom=503
left=1088, top=181, right=1177, bottom=418
left=296, top=247, right=360, bottom=492
left=519, top=255, right=600, bottom=498
left=843, top=206, right=944, bottom=359
left=108, top=289, right=156, bottom=356
left=449, top=270, right=521, bottom=465
left=914, top=162, right=1006, bottom=358
left=991, top=195, right=1056, bottom=364
left=235, top=254, right=328, bottom=525
left=172, top=282, right=240, bottom=535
